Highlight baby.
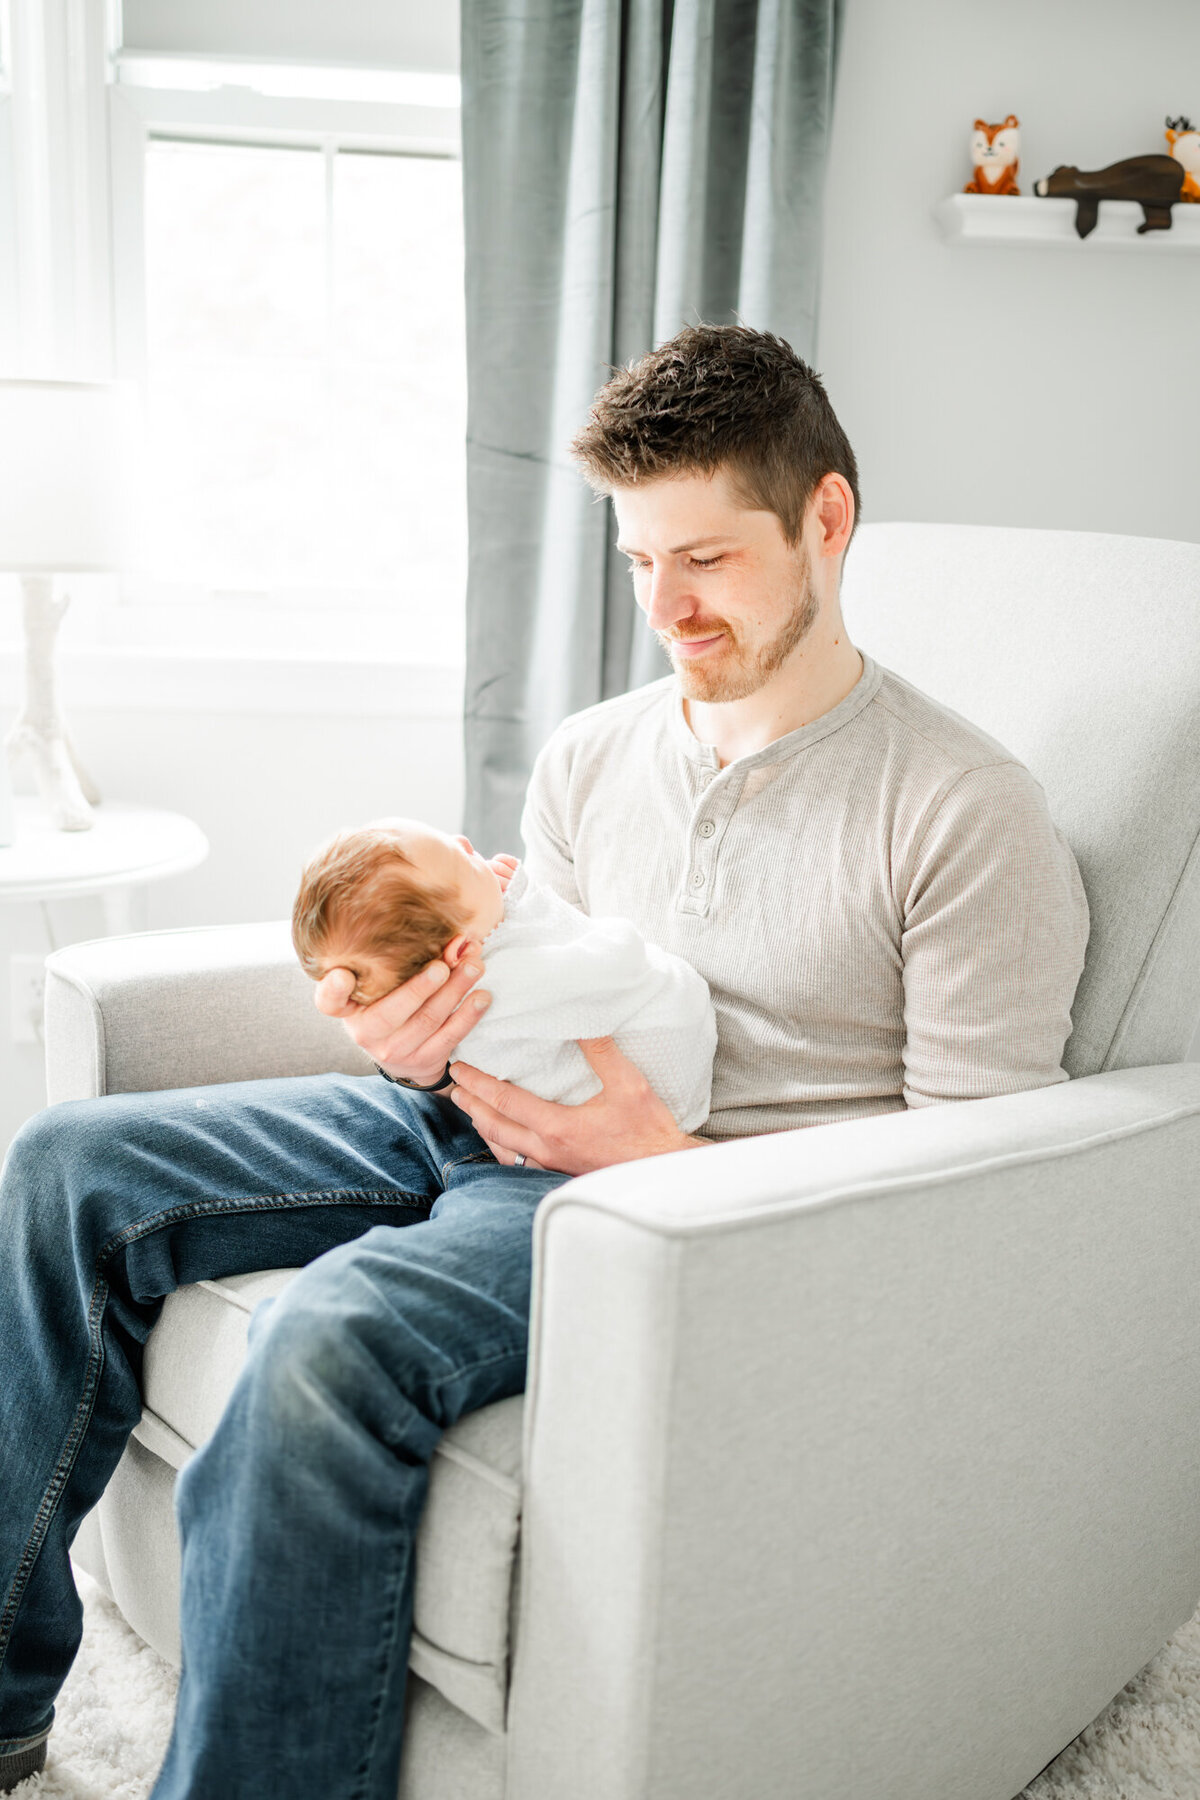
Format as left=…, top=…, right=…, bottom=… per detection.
left=292, top=816, right=717, bottom=1134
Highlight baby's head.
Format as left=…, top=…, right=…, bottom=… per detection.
left=292, top=817, right=504, bottom=1005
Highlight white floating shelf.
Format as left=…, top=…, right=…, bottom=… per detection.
left=935, top=192, right=1200, bottom=252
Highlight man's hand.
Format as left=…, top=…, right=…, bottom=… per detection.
left=313, top=945, right=492, bottom=1086
left=447, top=1037, right=711, bottom=1175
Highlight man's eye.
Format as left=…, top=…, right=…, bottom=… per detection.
left=625, top=556, right=723, bottom=571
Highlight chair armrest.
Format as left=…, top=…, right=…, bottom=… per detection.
left=508, top=1063, right=1200, bottom=1800
left=44, top=921, right=374, bottom=1100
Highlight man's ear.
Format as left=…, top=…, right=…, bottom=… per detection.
left=813, top=472, right=855, bottom=559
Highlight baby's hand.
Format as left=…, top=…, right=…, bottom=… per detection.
left=488, top=853, right=521, bottom=891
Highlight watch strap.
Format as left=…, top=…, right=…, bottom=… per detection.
left=375, top=1061, right=454, bottom=1092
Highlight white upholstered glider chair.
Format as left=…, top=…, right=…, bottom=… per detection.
left=53, top=521, right=1200, bottom=1800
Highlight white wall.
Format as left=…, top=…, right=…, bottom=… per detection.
left=815, top=0, right=1200, bottom=543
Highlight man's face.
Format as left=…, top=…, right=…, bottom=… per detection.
left=612, top=466, right=819, bottom=704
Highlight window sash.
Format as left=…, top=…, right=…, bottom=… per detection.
left=108, top=79, right=465, bottom=658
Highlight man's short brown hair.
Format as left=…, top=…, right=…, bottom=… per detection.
left=292, top=824, right=465, bottom=992
left=569, top=322, right=860, bottom=546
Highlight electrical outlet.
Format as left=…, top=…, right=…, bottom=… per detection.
left=10, top=954, right=47, bottom=1046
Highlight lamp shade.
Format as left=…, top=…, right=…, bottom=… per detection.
left=0, top=380, right=133, bottom=571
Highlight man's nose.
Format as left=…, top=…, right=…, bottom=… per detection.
left=643, top=563, right=691, bottom=632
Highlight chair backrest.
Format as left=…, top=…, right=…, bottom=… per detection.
left=840, top=522, right=1200, bottom=1078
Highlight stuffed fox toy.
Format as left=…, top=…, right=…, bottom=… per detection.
left=965, top=116, right=1020, bottom=195
left=1166, top=116, right=1200, bottom=201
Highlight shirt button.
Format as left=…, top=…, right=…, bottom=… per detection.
left=690, top=869, right=706, bottom=888
left=697, top=819, right=716, bottom=838
left=699, top=769, right=715, bottom=785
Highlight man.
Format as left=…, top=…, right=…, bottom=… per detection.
left=0, top=324, right=1088, bottom=1798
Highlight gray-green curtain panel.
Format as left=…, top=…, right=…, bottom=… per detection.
left=460, top=0, right=841, bottom=855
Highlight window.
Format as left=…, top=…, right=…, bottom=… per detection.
left=110, top=78, right=466, bottom=664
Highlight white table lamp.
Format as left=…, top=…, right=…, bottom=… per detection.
left=0, top=379, right=133, bottom=837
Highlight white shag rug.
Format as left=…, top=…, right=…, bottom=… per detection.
left=8, top=1565, right=1200, bottom=1797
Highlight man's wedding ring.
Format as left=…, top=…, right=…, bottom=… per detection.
left=512, top=1153, right=527, bottom=1166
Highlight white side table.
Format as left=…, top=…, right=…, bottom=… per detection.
left=0, top=799, right=210, bottom=938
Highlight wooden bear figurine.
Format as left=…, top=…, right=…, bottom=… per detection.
left=1166, top=115, right=1200, bottom=202
left=965, top=116, right=1021, bottom=195
left=1035, top=156, right=1185, bottom=236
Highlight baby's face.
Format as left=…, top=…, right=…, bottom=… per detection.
left=316, top=821, right=504, bottom=1005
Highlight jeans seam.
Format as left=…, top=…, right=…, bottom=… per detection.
left=0, top=1269, right=109, bottom=1677
left=351, top=1512, right=410, bottom=1800
left=96, top=1189, right=434, bottom=1265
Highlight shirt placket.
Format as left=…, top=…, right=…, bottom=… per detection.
left=679, top=752, right=740, bottom=917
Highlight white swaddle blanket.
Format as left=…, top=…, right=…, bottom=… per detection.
left=459, top=863, right=717, bottom=1134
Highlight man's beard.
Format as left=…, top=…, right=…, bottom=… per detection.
left=658, top=550, right=820, bottom=704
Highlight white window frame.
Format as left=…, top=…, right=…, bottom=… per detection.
left=0, top=1, right=16, bottom=357
left=107, top=68, right=465, bottom=653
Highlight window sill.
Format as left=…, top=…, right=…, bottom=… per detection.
left=0, top=647, right=466, bottom=718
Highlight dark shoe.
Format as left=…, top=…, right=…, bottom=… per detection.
left=0, top=1735, right=48, bottom=1792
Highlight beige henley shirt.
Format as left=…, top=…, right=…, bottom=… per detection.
left=517, top=650, right=1090, bottom=1142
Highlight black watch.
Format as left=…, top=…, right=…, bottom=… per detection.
left=375, top=1061, right=454, bottom=1092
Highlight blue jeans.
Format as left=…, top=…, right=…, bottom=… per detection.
left=0, top=1071, right=572, bottom=1798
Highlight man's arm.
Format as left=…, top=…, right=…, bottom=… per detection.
left=518, top=738, right=586, bottom=905
left=900, top=761, right=1090, bottom=1107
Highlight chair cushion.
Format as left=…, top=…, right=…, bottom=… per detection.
left=136, top=1267, right=523, bottom=1735
left=840, top=523, right=1200, bottom=1078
